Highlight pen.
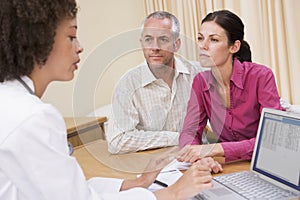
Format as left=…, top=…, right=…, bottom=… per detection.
left=154, top=180, right=168, bottom=187
left=160, top=169, right=178, bottom=173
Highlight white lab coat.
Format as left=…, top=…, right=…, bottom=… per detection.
left=0, top=76, right=156, bottom=200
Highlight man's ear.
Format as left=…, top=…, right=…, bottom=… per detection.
left=174, top=38, right=181, bottom=52
left=230, top=40, right=241, bottom=54
left=139, top=38, right=143, bottom=46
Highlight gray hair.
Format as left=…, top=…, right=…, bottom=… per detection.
left=141, top=11, right=180, bottom=39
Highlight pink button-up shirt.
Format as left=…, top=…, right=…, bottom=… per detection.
left=179, top=59, right=283, bottom=162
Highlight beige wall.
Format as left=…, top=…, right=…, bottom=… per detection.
left=42, top=0, right=298, bottom=117
left=42, top=0, right=146, bottom=116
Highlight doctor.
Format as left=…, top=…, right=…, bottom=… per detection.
left=0, top=0, right=217, bottom=199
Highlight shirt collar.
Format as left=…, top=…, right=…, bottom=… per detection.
left=230, top=58, right=244, bottom=89
left=204, top=72, right=215, bottom=91
left=3, top=76, right=35, bottom=94
left=141, top=57, right=190, bottom=87
left=20, top=76, right=35, bottom=94
left=175, top=58, right=190, bottom=75
left=141, top=61, right=157, bottom=87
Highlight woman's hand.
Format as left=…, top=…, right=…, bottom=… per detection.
left=177, top=144, right=224, bottom=163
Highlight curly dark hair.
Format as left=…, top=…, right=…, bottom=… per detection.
left=0, top=0, right=78, bottom=82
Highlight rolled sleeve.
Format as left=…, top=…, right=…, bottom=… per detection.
left=221, top=138, right=256, bottom=162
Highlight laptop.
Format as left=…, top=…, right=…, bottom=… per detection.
left=192, top=108, right=300, bottom=200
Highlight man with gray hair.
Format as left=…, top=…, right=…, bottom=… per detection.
left=106, top=11, right=205, bottom=154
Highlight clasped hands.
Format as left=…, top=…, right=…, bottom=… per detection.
left=177, top=143, right=224, bottom=173
left=137, top=145, right=223, bottom=199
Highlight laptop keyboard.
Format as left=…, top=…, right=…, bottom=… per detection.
left=213, top=171, right=296, bottom=200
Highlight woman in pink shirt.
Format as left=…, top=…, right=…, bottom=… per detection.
left=178, top=10, right=283, bottom=163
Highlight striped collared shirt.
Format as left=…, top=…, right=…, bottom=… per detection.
left=106, top=57, right=206, bottom=153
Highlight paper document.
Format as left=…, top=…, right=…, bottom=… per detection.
left=148, top=169, right=183, bottom=191
left=148, top=159, right=192, bottom=191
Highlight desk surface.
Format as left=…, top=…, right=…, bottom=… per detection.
left=72, top=140, right=251, bottom=180
left=64, top=116, right=107, bottom=135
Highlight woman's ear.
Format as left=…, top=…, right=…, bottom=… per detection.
left=230, top=40, right=241, bottom=54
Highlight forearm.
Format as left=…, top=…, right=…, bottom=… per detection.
left=120, top=176, right=151, bottom=191
left=180, top=74, right=207, bottom=147
left=108, top=130, right=179, bottom=154
left=154, top=187, right=177, bottom=200
left=206, top=143, right=224, bottom=157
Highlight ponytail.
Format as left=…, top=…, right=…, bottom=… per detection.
left=201, top=10, right=252, bottom=63
left=234, top=40, right=252, bottom=62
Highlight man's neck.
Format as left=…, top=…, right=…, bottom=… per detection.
left=148, top=61, right=175, bottom=88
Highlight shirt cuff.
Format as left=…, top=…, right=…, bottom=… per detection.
left=87, top=177, right=123, bottom=193
left=221, top=139, right=254, bottom=162
left=88, top=178, right=156, bottom=199
left=167, top=131, right=179, bottom=146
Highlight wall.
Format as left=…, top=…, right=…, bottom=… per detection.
left=42, top=0, right=299, bottom=117
left=42, top=0, right=146, bottom=116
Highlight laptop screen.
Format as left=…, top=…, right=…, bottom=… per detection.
left=252, top=110, right=300, bottom=192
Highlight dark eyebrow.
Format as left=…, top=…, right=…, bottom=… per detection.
left=209, top=34, right=221, bottom=37
left=198, top=32, right=221, bottom=37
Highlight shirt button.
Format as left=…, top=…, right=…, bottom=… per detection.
left=228, top=126, right=232, bottom=130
